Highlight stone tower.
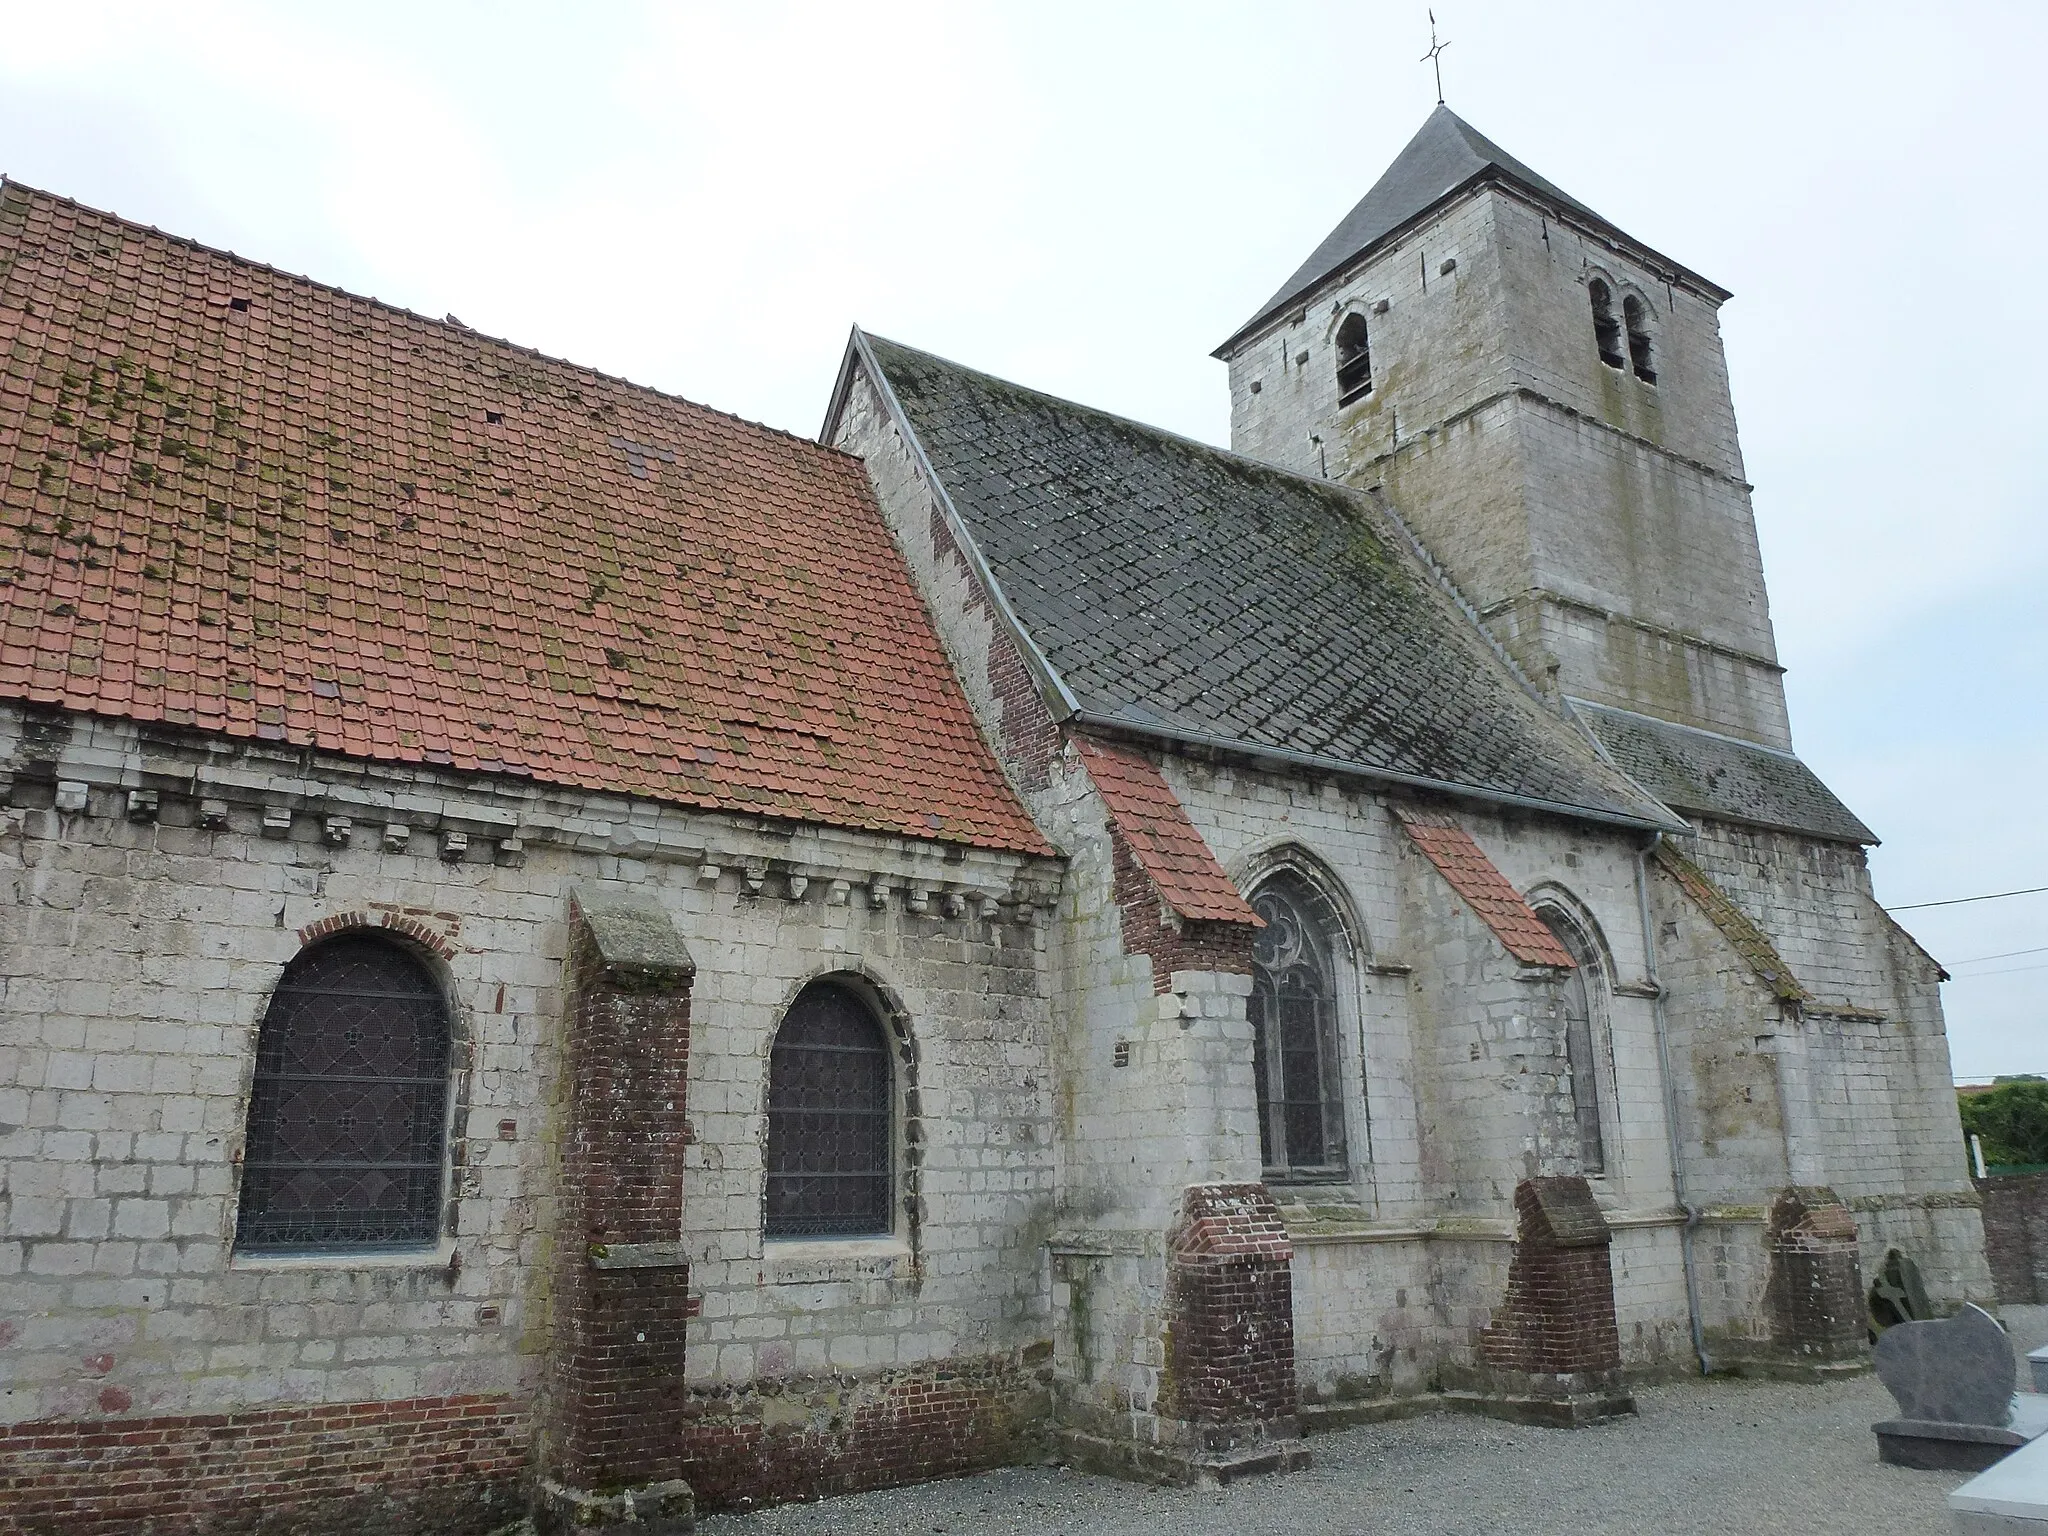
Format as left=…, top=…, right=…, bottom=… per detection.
left=1215, top=107, right=1787, bottom=750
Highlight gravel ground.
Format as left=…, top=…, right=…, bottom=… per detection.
left=699, top=1306, right=2048, bottom=1536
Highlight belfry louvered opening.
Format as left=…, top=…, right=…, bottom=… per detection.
left=765, top=980, right=893, bottom=1237
left=1589, top=278, right=1625, bottom=369
left=235, top=934, right=451, bottom=1252
left=1335, top=311, right=1373, bottom=404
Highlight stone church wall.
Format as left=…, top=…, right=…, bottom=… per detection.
left=1159, top=757, right=1698, bottom=1391
left=832, top=362, right=1282, bottom=1471
left=0, top=703, right=1063, bottom=1524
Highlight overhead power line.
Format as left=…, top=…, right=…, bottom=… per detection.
left=1945, top=961, right=2048, bottom=982
left=1888, top=884, right=2048, bottom=913
left=1950, top=945, right=2048, bottom=967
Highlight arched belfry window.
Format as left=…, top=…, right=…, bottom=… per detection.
left=1538, top=912, right=1607, bottom=1175
left=236, top=935, right=451, bottom=1252
left=1589, top=279, right=1624, bottom=370
left=1335, top=311, right=1373, bottom=405
left=1249, top=876, right=1348, bottom=1177
left=1622, top=294, right=1657, bottom=383
left=764, top=980, right=893, bottom=1237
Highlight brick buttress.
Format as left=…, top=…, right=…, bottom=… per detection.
left=535, top=890, right=700, bottom=1535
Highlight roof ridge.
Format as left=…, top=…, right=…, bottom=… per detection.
left=861, top=331, right=1410, bottom=513
left=0, top=177, right=861, bottom=465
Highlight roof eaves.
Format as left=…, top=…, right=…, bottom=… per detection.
left=835, top=328, right=1084, bottom=725
left=1214, top=168, right=1730, bottom=360
left=1070, top=708, right=1687, bottom=837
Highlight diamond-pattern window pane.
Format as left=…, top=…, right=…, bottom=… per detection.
left=235, top=935, right=450, bottom=1251
left=764, top=983, right=892, bottom=1237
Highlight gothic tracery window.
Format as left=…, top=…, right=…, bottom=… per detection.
left=1539, top=911, right=1607, bottom=1176
left=764, top=980, right=893, bottom=1237
left=235, top=934, right=451, bottom=1252
left=1335, top=311, right=1373, bottom=405
left=1589, top=278, right=1625, bottom=370
left=1249, top=876, right=1347, bottom=1177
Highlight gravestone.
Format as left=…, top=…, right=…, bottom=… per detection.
left=1872, top=1304, right=2048, bottom=1471
left=1951, top=1431, right=2048, bottom=1534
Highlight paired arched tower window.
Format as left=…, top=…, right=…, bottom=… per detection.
left=1590, top=278, right=1656, bottom=384
left=764, top=980, right=894, bottom=1237
left=1537, top=909, right=1607, bottom=1176
left=1248, top=874, right=1348, bottom=1177
left=236, top=934, right=451, bottom=1252
left=1335, top=311, right=1373, bottom=405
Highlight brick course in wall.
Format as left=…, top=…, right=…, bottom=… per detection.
left=0, top=1394, right=528, bottom=1536
left=1974, top=1174, right=2048, bottom=1305
left=676, top=1350, right=1048, bottom=1511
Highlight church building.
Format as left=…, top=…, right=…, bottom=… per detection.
left=0, top=107, right=1987, bottom=1533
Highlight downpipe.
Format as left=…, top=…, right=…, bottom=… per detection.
left=1637, top=831, right=1713, bottom=1376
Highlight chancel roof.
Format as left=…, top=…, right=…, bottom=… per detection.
left=854, top=333, right=1678, bottom=832
left=0, top=182, right=1049, bottom=854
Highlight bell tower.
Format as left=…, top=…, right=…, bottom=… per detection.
left=1216, top=107, right=1789, bottom=750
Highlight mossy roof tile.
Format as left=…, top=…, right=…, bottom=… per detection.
left=0, top=181, right=1048, bottom=856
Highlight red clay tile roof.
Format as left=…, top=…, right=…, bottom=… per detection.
left=1392, top=806, right=1575, bottom=967
left=1074, top=734, right=1258, bottom=926
left=0, top=182, right=1049, bottom=856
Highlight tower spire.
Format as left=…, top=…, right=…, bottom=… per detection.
left=1421, top=10, right=1451, bottom=105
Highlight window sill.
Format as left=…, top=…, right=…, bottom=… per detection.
left=760, top=1235, right=913, bottom=1285
left=229, top=1237, right=454, bottom=1272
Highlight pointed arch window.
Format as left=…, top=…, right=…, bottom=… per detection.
left=1538, top=912, right=1606, bottom=1175
left=1335, top=311, right=1373, bottom=405
left=1622, top=294, right=1657, bottom=383
left=235, top=934, right=452, bottom=1252
left=1589, top=279, right=1625, bottom=370
left=1249, top=877, right=1348, bottom=1177
left=765, top=981, right=893, bottom=1237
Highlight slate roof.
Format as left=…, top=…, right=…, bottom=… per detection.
left=1217, top=106, right=1718, bottom=355
left=1393, top=807, right=1576, bottom=968
left=0, top=182, right=1049, bottom=855
left=1073, top=735, right=1259, bottom=926
left=856, top=333, right=1676, bottom=832
left=1571, top=700, right=1875, bottom=846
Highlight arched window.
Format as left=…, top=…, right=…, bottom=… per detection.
left=1538, top=912, right=1606, bottom=1175
left=1335, top=311, right=1373, bottom=405
left=765, top=980, right=893, bottom=1237
left=1589, top=279, right=1624, bottom=370
left=1622, top=294, right=1657, bottom=383
left=1249, top=876, right=1347, bottom=1176
left=236, top=934, right=451, bottom=1252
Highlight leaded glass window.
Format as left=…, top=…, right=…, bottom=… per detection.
left=1541, top=913, right=1607, bottom=1175
left=764, top=982, right=893, bottom=1237
left=235, top=935, right=451, bottom=1252
left=1249, top=878, right=1347, bottom=1177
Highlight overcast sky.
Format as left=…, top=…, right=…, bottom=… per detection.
left=3, top=1, right=2041, bottom=1078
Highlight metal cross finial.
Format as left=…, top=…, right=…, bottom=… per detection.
left=1421, top=9, right=1451, bottom=105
